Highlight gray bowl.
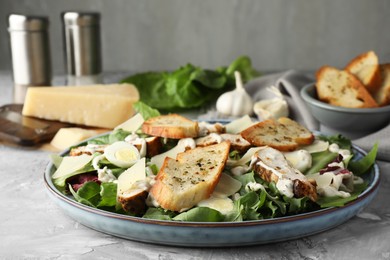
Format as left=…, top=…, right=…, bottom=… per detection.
left=300, top=83, right=390, bottom=133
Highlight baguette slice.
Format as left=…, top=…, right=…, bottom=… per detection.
left=150, top=141, right=230, bottom=212
left=142, top=114, right=199, bottom=139
left=240, top=117, right=314, bottom=152
left=373, top=64, right=390, bottom=106
left=345, top=51, right=381, bottom=93
left=316, top=66, right=378, bottom=108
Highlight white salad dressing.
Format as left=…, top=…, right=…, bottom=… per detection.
left=92, top=154, right=117, bottom=183
left=249, top=148, right=309, bottom=198
left=255, top=160, right=305, bottom=182
left=276, top=179, right=294, bottom=198
left=125, top=133, right=147, bottom=158
left=245, top=182, right=264, bottom=192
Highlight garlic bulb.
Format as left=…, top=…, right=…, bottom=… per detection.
left=253, top=86, right=289, bottom=120
left=216, top=71, right=253, bottom=117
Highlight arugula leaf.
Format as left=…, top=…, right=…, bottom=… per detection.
left=283, top=196, right=311, bottom=214
left=173, top=207, right=224, bottom=222
left=133, top=101, right=160, bottom=120
left=143, top=208, right=176, bottom=220
left=348, top=143, right=378, bottom=176
left=225, top=191, right=265, bottom=221
left=234, top=172, right=256, bottom=195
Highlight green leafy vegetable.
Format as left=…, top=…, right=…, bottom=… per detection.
left=53, top=161, right=95, bottom=190
left=143, top=208, right=176, bottom=220
left=316, top=182, right=368, bottom=208
left=120, top=56, right=259, bottom=110
left=173, top=207, right=224, bottom=222
left=133, top=101, right=160, bottom=120
left=69, top=182, right=100, bottom=207
left=319, top=134, right=352, bottom=150
left=98, top=183, right=118, bottom=207
left=50, top=154, right=63, bottom=169
left=348, top=143, right=378, bottom=176
left=305, top=151, right=338, bottom=175
left=69, top=181, right=118, bottom=209
left=234, top=191, right=262, bottom=221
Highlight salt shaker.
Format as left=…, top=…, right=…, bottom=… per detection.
left=62, top=12, right=103, bottom=85
left=8, top=14, right=52, bottom=104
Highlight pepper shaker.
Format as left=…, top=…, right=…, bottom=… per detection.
left=8, top=14, right=52, bottom=104
left=62, top=12, right=103, bottom=85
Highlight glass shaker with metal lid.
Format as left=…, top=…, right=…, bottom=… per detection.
left=62, top=12, right=103, bottom=85
left=8, top=14, right=52, bottom=104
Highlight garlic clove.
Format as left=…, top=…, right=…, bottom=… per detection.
left=253, top=86, right=289, bottom=121
left=254, top=98, right=288, bottom=120
left=216, top=71, right=254, bottom=117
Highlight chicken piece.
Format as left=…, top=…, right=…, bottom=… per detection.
left=251, top=146, right=317, bottom=201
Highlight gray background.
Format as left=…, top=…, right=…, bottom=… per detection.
left=1, top=0, right=389, bottom=75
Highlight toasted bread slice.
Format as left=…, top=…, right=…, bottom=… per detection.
left=196, top=133, right=251, bottom=153
left=240, top=117, right=314, bottom=152
left=316, top=66, right=378, bottom=108
left=252, top=146, right=317, bottom=201
left=142, top=114, right=199, bottom=139
left=374, top=64, right=390, bottom=106
left=150, top=141, right=230, bottom=212
left=345, top=51, right=381, bottom=93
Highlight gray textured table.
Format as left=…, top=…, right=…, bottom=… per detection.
left=1, top=71, right=389, bottom=259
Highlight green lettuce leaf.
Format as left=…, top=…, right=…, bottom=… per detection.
left=132, top=101, right=160, bottom=120
left=348, top=143, right=378, bottom=176
left=305, top=151, right=338, bottom=175
left=173, top=207, right=224, bottom=222
left=143, top=208, right=176, bottom=220
left=120, top=56, right=259, bottom=110
left=98, top=182, right=117, bottom=207
left=50, top=154, right=63, bottom=169
left=53, top=162, right=95, bottom=190
left=69, top=182, right=101, bottom=207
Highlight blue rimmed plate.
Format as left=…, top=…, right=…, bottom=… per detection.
left=44, top=141, right=380, bottom=247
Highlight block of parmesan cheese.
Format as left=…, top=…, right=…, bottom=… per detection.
left=22, top=84, right=139, bottom=129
